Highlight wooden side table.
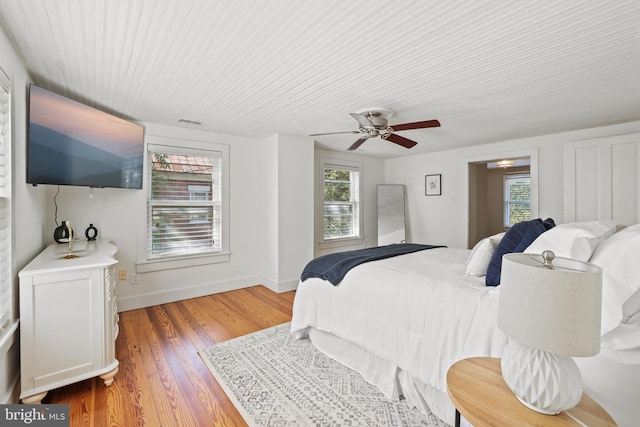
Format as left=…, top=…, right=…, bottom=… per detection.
left=446, top=357, right=616, bottom=427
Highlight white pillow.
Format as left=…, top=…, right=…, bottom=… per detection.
left=589, top=224, right=640, bottom=334
left=464, top=232, right=505, bottom=276
left=524, top=220, right=617, bottom=261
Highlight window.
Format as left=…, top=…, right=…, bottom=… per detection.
left=0, top=67, right=11, bottom=333
left=504, top=173, right=531, bottom=227
left=322, top=161, right=361, bottom=240
left=147, top=145, right=223, bottom=259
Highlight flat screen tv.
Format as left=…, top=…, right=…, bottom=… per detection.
left=27, top=84, right=144, bottom=189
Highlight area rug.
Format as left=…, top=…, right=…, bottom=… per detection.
left=199, top=322, right=448, bottom=426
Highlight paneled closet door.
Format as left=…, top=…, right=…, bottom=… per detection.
left=564, top=134, right=640, bottom=225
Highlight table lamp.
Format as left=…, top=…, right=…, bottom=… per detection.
left=497, top=251, right=602, bottom=414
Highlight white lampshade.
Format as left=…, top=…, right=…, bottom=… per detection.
left=497, top=251, right=603, bottom=414
left=498, top=252, right=602, bottom=356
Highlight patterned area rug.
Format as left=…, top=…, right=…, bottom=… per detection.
left=199, top=322, right=448, bottom=427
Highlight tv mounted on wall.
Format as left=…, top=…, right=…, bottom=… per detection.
left=27, top=84, right=144, bottom=189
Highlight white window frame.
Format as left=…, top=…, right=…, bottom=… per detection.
left=504, top=172, right=531, bottom=228
left=319, top=158, right=364, bottom=247
left=136, top=135, right=230, bottom=273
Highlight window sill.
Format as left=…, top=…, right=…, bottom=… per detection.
left=136, top=252, right=231, bottom=273
left=318, top=237, right=365, bottom=250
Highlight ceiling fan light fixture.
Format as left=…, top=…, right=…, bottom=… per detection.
left=354, top=107, right=394, bottom=119
left=496, top=159, right=515, bottom=168
left=312, top=107, right=440, bottom=151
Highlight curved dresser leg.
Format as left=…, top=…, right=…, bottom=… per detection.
left=99, top=366, right=119, bottom=386
left=22, top=391, right=48, bottom=404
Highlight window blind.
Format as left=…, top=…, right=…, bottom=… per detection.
left=323, top=164, right=360, bottom=239
left=0, top=68, right=11, bottom=331
left=147, top=147, right=222, bottom=258
left=504, top=173, right=531, bottom=227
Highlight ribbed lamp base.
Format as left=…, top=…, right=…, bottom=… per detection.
left=501, top=340, right=583, bottom=415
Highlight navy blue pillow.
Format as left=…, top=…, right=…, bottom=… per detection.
left=485, top=218, right=555, bottom=286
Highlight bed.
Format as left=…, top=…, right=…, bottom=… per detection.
left=291, top=220, right=640, bottom=426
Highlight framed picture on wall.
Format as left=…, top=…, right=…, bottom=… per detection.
left=425, top=174, right=441, bottom=196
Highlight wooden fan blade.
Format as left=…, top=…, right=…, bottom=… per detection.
left=383, top=133, right=418, bottom=149
left=390, top=119, right=441, bottom=131
left=348, top=136, right=369, bottom=151
left=309, top=130, right=360, bottom=136
left=349, top=112, right=375, bottom=128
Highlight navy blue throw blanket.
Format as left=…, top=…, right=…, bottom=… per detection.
left=301, top=243, right=444, bottom=286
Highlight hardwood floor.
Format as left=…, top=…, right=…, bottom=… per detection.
left=44, top=285, right=296, bottom=427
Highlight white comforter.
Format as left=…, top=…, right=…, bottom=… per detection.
left=291, top=247, right=508, bottom=423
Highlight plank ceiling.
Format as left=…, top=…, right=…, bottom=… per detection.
left=0, top=0, right=639, bottom=157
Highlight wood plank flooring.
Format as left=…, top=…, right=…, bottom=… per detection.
left=43, top=285, right=296, bottom=427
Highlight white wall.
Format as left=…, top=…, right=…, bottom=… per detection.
left=47, top=125, right=314, bottom=311
left=261, top=134, right=315, bottom=292
left=314, top=148, right=385, bottom=257
left=386, top=121, right=640, bottom=249
left=1, top=25, right=49, bottom=403
left=261, top=135, right=280, bottom=288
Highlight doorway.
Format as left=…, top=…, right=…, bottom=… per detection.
left=468, top=157, right=532, bottom=248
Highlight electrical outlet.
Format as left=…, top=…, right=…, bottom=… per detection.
left=118, top=269, right=127, bottom=281
left=131, top=273, right=140, bottom=285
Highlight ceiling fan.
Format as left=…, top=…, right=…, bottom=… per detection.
left=310, top=108, right=440, bottom=151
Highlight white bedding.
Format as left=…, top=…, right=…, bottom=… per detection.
left=290, top=247, right=508, bottom=424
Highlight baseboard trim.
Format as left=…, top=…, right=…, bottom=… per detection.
left=275, top=279, right=299, bottom=293
left=117, top=275, right=299, bottom=312
left=260, top=277, right=300, bottom=294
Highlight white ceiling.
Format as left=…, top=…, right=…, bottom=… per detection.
left=0, top=0, right=639, bottom=158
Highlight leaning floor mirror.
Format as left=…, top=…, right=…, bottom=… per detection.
left=377, top=184, right=406, bottom=246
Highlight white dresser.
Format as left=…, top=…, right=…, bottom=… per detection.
left=18, top=239, right=120, bottom=404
